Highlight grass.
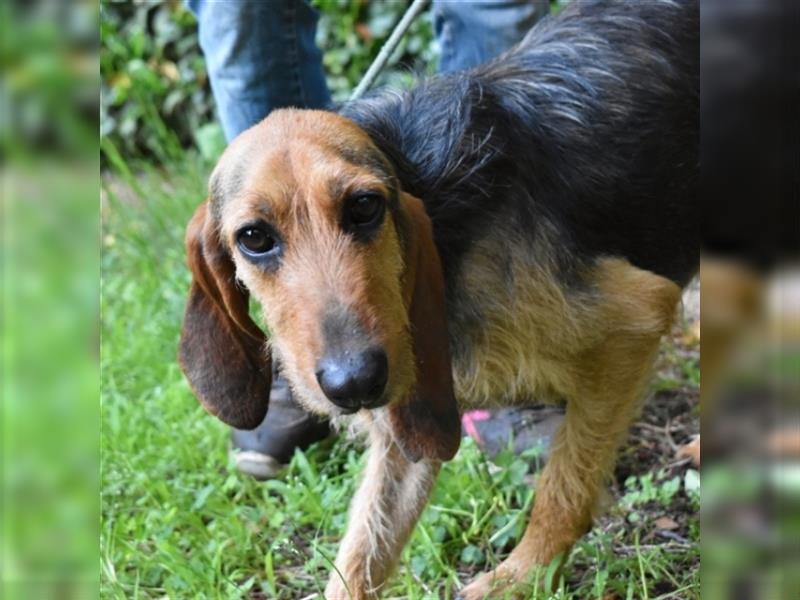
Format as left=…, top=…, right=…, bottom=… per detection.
left=100, top=151, right=700, bottom=599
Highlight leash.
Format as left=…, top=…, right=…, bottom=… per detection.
left=349, top=0, right=430, bottom=100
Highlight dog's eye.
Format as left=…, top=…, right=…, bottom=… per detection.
left=236, top=225, right=281, bottom=262
left=238, top=227, right=275, bottom=254
left=346, top=194, right=385, bottom=228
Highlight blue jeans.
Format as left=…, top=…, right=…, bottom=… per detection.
left=187, top=0, right=331, bottom=142
left=434, top=0, right=549, bottom=74
left=189, top=0, right=549, bottom=141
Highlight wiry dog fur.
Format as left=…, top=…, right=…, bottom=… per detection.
left=178, top=1, right=698, bottom=597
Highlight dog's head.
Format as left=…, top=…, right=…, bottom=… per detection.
left=178, top=109, right=460, bottom=462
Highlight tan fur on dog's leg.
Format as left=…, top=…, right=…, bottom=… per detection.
left=326, top=422, right=440, bottom=600
left=460, top=260, right=682, bottom=599
left=459, top=396, right=645, bottom=599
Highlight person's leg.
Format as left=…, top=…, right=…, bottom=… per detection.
left=433, top=0, right=550, bottom=74
left=188, top=0, right=332, bottom=478
left=188, top=0, right=331, bottom=141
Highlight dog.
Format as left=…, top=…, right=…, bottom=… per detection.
left=178, top=0, right=698, bottom=597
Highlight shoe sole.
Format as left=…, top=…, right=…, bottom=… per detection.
left=229, top=447, right=286, bottom=480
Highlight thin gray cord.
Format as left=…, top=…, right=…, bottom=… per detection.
left=349, top=0, right=429, bottom=101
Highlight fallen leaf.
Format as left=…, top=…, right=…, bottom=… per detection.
left=655, top=516, right=679, bottom=530
left=677, top=435, right=700, bottom=467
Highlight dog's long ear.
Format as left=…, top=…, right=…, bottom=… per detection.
left=178, top=201, right=271, bottom=429
left=389, top=194, right=461, bottom=462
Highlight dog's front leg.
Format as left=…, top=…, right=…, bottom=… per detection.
left=325, top=425, right=440, bottom=600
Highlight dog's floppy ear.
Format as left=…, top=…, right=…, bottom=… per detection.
left=389, top=194, right=461, bottom=462
left=178, top=200, right=271, bottom=429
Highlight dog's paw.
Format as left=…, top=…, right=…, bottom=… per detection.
left=458, top=568, right=520, bottom=600
left=325, top=576, right=379, bottom=600
left=324, top=578, right=353, bottom=600
left=457, top=579, right=491, bottom=600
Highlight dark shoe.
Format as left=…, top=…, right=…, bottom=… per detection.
left=462, top=405, right=565, bottom=462
left=230, top=373, right=330, bottom=479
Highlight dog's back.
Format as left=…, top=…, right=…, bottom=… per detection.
left=343, top=0, right=699, bottom=288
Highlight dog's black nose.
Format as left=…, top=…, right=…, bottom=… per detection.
left=315, top=348, right=388, bottom=412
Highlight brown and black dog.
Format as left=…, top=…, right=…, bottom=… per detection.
left=179, top=1, right=698, bottom=597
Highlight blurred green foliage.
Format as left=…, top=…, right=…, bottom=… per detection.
left=100, top=1, right=209, bottom=162
left=314, top=0, right=436, bottom=99
left=2, top=1, right=100, bottom=598
left=2, top=0, right=97, bottom=160
left=100, top=0, right=434, bottom=163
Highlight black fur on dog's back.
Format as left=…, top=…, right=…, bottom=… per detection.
left=341, top=0, right=699, bottom=288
